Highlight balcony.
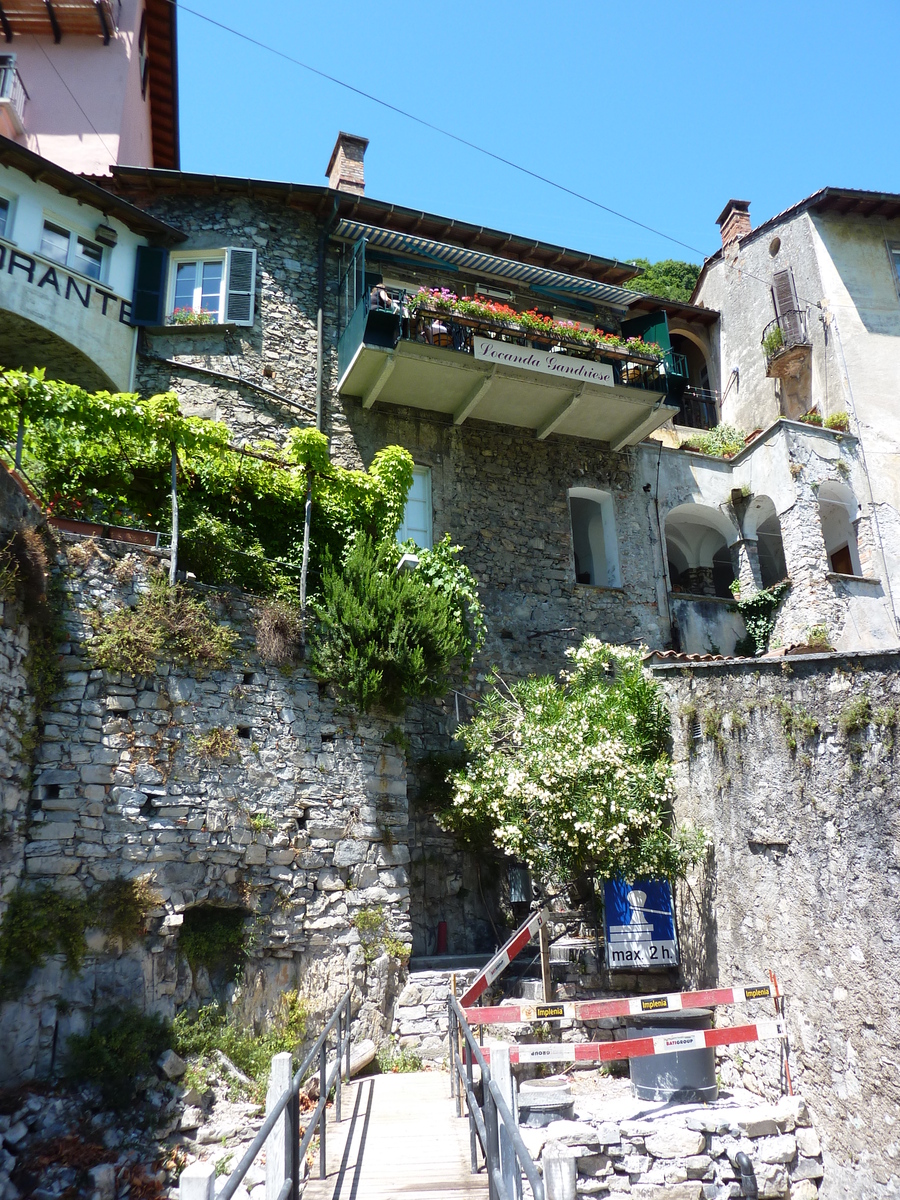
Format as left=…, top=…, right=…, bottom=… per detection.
left=0, top=0, right=120, bottom=41
left=673, top=386, right=719, bottom=431
left=761, top=310, right=811, bottom=380
left=0, top=58, right=27, bottom=136
left=337, top=285, right=678, bottom=449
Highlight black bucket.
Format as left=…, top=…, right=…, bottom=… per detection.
left=624, top=1007, right=718, bottom=1103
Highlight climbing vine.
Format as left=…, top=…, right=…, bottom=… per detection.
left=731, top=580, right=791, bottom=656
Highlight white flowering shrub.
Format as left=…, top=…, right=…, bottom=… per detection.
left=439, top=638, right=706, bottom=885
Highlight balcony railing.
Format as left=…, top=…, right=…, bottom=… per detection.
left=0, top=0, right=120, bottom=40
left=349, top=285, right=671, bottom=393
left=0, top=60, right=28, bottom=134
left=761, top=309, right=810, bottom=369
left=674, top=386, right=719, bottom=431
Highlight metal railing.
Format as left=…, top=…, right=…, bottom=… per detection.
left=216, top=989, right=353, bottom=1200
left=761, top=309, right=809, bottom=364
left=0, top=59, right=28, bottom=128
left=448, top=994, right=544, bottom=1200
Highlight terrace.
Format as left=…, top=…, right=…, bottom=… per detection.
left=336, top=238, right=680, bottom=450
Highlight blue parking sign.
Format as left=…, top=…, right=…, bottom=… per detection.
left=604, top=878, right=679, bottom=969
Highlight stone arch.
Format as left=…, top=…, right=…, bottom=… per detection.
left=0, top=309, right=118, bottom=393
left=818, top=480, right=861, bottom=576
left=664, top=502, right=739, bottom=597
left=569, top=487, right=621, bottom=587
left=743, top=495, right=788, bottom=588
left=668, top=324, right=714, bottom=389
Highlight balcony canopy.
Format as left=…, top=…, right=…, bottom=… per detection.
left=334, top=219, right=642, bottom=312
left=0, top=0, right=118, bottom=41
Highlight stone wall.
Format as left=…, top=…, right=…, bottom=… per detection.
left=0, top=531, right=411, bottom=1084
left=655, top=651, right=900, bottom=1198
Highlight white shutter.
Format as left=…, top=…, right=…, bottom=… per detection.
left=397, top=467, right=432, bottom=548
left=225, top=247, right=257, bottom=326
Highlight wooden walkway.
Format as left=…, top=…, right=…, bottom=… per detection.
left=302, top=1071, right=488, bottom=1200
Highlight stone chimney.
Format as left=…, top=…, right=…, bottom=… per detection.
left=716, top=199, right=752, bottom=248
left=326, top=132, right=369, bottom=196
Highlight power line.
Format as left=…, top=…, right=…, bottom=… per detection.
left=167, top=1, right=828, bottom=311
left=165, top=0, right=703, bottom=258
left=33, top=37, right=117, bottom=165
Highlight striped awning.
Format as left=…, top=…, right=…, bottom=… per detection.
left=333, top=219, right=642, bottom=310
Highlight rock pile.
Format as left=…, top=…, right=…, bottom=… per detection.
left=518, top=1074, right=824, bottom=1200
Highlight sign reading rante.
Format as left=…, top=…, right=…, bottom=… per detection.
left=474, top=336, right=614, bottom=387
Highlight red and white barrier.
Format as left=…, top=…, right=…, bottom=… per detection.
left=463, top=982, right=775, bottom=1026
left=460, top=909, right=548, bottom=1007
left=470, top=1019, right=787, bottom=1066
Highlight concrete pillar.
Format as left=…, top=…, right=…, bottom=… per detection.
left=265, top=1051, right=293, bottom=1200
left=735, top=538, right=762, bottom=594
left=543, top=1144, right=576, bottom=1200
left=179, top=1161, right=215, bottom=1200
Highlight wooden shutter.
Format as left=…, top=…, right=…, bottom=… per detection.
left=130, top=245, right=168, bottom=326
left=225, top=248, right=257, bottom=326
left=772, top=268, right=801, bottom=342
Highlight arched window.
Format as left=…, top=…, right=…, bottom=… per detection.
left=818, top=481, right=861, bottom=576
left=744, top=496, right=787, bottom=589
left=569, top=488, right=621, bottom=587
left=664, top=503, right=738, bottom=598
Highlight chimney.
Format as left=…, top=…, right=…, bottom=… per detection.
left=716, top=199, right=752, bottom=248
left=326, top=132, right=369, bottom=196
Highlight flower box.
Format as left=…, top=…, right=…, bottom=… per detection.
left=49, top=516, right=160, bottom=547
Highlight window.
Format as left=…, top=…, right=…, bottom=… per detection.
left=890, top=243, right=900, bottom=296
left=0, top=197, right=9, bottom=239
left=397, top=466, right=432, bottom=548
left=159, top=248, right=257, bottom=326
left=569, top=487, right=621, bottom=587
left=818, top=481, right=862, bottom=576
left=40, top=219, right=104, bottom=280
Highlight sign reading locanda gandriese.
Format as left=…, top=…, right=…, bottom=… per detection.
left=473, top=336, right=614, bottom=386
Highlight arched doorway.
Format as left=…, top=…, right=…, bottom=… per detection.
left=818, top=481, right=861, bottom=576
left=665, top=503, right=738, bottom=598
left=569, top=487, right=621, bottom=587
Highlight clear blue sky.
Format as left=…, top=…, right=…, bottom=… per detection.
left=177, top=0, right=900, bottom=267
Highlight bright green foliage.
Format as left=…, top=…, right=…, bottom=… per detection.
left=762, top=326, right=785, bottom=358
left=439, top=639, right=706, bottom=885
left=840, top=694, right=872, bottom=737
left=628, top=258, right=701, bottom=304
left=824, top=411, right=850, bottom=432
left=679, top=424, right=747, bottom=458
left=308, top=536, right=484, bottom=714
left=172, top=992, right=309, bottom=1100
left=1, top=368, right=416, bottom=596
left=92, top=574, right=237, bottom=676
left=64, top=1006, right=172, bottom=1107
left=732, top=580, right=791, bottom=656
left=178, top=907, right=248, bottom=982
left=352, top=905, right=409, bottom=964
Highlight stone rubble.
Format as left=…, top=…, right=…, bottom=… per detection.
left=518, top=1075, right=824, bottom=1200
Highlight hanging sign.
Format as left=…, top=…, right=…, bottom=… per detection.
left=473, top=336, right=614, bottom=387
left=604, top=878, right=679, bottom=970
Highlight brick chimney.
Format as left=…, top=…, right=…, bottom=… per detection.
left=716, top=199, right=752, bottom=248
left=326, top=132, right=369, bottom=196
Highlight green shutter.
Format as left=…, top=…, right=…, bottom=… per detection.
left=620, top=310, right=672, bottom=352
left=130, top=246, right=168, bottom=326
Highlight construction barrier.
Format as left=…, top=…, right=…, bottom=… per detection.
left=463, top=981, right=775, bottom=1026
left=470, top=1019, right=788, bottom=1066
left=460, top=908, right=548, bottom=1007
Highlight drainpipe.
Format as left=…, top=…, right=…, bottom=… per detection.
left=315, top=197, right=340, bottom=433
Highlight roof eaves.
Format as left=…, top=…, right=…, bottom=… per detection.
left=0, top=135, right=184, bottom=242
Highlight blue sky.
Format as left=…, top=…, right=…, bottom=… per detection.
left=178, top=0, right=900, bottom=267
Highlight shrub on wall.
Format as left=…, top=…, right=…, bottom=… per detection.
left=307, top=536, right=485, bottom=714
left=439, top=638, right=706, bottom=885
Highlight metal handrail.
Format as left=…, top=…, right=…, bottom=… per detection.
left=0, top=60, right=28, bottom=121
left=448, top=994, right=544, bottom=1200
left=761, top=310, right=809, bottom=360
left=218, top=989, right=353, bottom=1200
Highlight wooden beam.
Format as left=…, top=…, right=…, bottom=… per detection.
left=0, top=4, right=12, bottom=42
left=536, top=385, right=586, bottom=440
left=609, top=405, right=672, bottom=452
left=361, top=355, right=395, bottom=409
left=44, top=0, right=61, bottom=42
left=453, top=367, right=496, bottom=425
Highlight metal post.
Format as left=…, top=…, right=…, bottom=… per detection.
left=299, top=470, right=312, bottom=617
left=289, top=1088, right=300, bottom=1200
left=318, top=1043, right=327, bottom=1180
left=539, top=923, right=552, bottom=1003
left=335, top=1012, right=342, bottom=1124
left=448, top=1002, right=456, bottom=1102
left=168, top=442, right=179, bottom=586
left=484, top=1082, right=500, bottom=1200
left=14, top=407, right=24, bottom=470
left=465, top=1030, right=477, bottom=1174
left=345, top=999, right=352, bottom=1083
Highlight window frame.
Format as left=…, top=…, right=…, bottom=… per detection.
left=163, top=247, right=257, bottom=327
left=888, top=241, right=900, bottom=299
left=397, top=464, right=433, bottom=549
left=0, top=192, right=13, bottom=240
left=39, top=216, right=106, bottom=282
